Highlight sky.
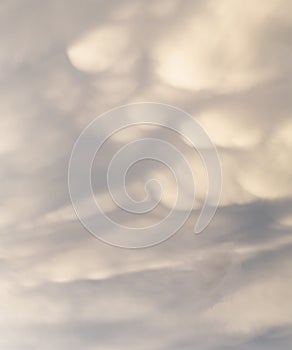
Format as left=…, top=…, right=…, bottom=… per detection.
left=0, top=0, right=292, bottom=349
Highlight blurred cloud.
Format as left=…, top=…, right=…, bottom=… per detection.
left=67, top=25, right=137, bottom=74
left=0, top=0, right=292, bottom=349
left=154, top=0, right=290, bottom=91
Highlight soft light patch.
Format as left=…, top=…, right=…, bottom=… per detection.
left=198, top=109, right=262, bottom=148
left=67, top=25, right=136, bottom=73
left=154, top=0, right=279, bottom=91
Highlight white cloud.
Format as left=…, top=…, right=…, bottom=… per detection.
left=67, top=25, right=137, bottom=74
left=153, top=0, right=285, bottom=91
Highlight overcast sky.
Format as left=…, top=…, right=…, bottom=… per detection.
left=1, top=0, right=292, bottom=349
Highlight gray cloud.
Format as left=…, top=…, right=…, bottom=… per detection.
left=0, top=0, right=292, bottom=349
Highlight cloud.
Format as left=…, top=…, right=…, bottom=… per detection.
left=67, top=25, right=137, bottom=74
left=0, top=0, right=292, bottom=349
left=153, top=0, right=289, bottom=91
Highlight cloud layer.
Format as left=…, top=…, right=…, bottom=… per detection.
left=0, top=0, right=292, bottom=349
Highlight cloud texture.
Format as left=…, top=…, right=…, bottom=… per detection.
left=0, top=0, right=292, bottom=349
